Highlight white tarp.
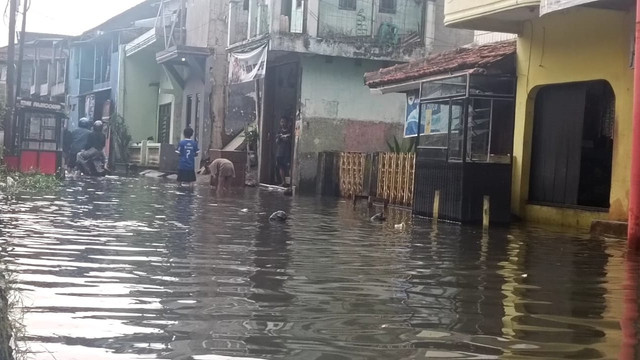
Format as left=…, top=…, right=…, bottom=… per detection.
left=229, top=44, right=268, bottom=84
left=540, top=0, right=599, bottom=15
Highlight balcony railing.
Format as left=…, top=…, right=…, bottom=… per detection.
left=229, top=0, right=425, bottom=53
left=51, top=82, right=65, bottom=97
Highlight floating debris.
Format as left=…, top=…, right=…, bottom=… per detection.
left=270, top=211, right=288, bottom=222
left=370, top=213, right=386, bottom=222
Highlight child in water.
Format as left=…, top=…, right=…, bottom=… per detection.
left=176, top=128, right=199, bottom=188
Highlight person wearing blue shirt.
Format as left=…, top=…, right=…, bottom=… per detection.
left=176, top=128, right=200, bottom=187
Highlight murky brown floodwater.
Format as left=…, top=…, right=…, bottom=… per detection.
left=0, top=177, right=637, bottom=359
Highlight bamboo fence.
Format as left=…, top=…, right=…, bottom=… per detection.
left=339, top=152, right=366, bottom=198
left=338, top=152, right=415, bottom=207
left=377, top=153, right=415, bottom=206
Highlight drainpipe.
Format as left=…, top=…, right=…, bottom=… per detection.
left=629, top=2, right=640, bottom=250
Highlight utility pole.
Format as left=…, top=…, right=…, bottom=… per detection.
left=4, top=0, right=18, bottom=153
left=629, top=0, right=640, bottom=250
left=15, top=0, right=29, bottom=106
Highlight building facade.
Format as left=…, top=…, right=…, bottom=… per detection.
left=228, top=0, right=473, bottom=191
left=68, top=1, right=157, bottom=136
left=0, top=32, right=71, bottom=105
left=444, top=0, right=634, bottom=228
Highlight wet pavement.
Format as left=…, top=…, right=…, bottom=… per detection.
left=0, top=177, right=637, bottom=359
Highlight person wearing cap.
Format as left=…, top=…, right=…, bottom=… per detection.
left=77, top=121, right=106, bottom=175
left=66, top=118, right=92, bottom=170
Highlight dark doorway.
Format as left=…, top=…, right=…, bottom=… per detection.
left=157, top=103, right=172, bottom=144
left=260, top=61, right=299, bottom=186
left=186, top=95, right=193, bottom=129
left=195, top=93, right=201, bottom=141
left=529, top=80, right=614, bottom=209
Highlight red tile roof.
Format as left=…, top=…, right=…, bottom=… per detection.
left=365, top=40, right=516, bottom=88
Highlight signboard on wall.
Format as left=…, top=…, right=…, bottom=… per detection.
left=539, top=0, right=599, bottom=15
left=85, top=94, right=95, bottom=120
left=404, top=91, right=424, bottom=137
left=404, top=90, right=463, bottom=138
left=229, top=44, right=268, bottom=84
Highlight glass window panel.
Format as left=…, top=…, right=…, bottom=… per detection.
left=27, top=116, right=41, bottom=140
left=421, top=75, right=467, bottom=100
left=488, top=99, right=515, bottom=163
left=42, top=116, right=56, bottom=127
left=467, top=98, right=493, bottom=162
left=42, top=128, right=56, bottom=141
left=418, top=100, right=449, bottom=148
left=469, top=75, right=515, bottom=96
left=448, top=100, right=464, bottom=161
left=41, top=142, right=56, bottom=151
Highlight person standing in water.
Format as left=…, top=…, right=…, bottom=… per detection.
left=275, top=116, right=292, bottom=187
left=176, top=128, right=200, bottom=188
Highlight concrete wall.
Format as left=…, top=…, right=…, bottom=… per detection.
left=183, top=0, right=228, bottom=151
left=207, top=0, right=230, bottom=150
left=295, top=55, right=405, bottom=192
left=185, top=0, right=211, bottom=48
left=512, top=7, right=633, bottom=228
left=121, top=47, right=161, bottom=143
left=432, top=0, right=474, bottom=52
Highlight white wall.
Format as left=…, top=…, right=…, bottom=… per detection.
left=300, top=56, right=404, bottom=123
left=185, top=0, right=211, bottom=47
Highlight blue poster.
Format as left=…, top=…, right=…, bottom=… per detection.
left=404, top=91, right=424, bottom=137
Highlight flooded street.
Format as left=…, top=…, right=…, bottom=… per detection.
left=0, top=177, right=636, bottom=359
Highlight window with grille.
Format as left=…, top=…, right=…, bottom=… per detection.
left=379, top=0, right=396, bottom=14
left=339, top=0, right=356, bottom=11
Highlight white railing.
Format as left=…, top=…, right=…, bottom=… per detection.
left=128, top=141, right=162, bottom=167
left=39, top=83, right=49, bottom=96
left=51, top=83, right=65, bottom=96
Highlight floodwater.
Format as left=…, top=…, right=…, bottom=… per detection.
left=0, top=177, right=638, bottom=360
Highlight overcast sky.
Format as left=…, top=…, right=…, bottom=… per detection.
left=0, top=0, right=148, bottom=46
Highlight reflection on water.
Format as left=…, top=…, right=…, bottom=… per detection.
left=0, top=177, right=637, bottom=359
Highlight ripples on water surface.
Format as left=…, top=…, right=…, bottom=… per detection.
left=0, top=177, right=636, bottom=359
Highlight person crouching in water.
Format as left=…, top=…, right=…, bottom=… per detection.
left=77, top=120, right=106, bottom=175
left=176, top=128, right=199, bottom=188
left=209, top=158, right=235, bottom=195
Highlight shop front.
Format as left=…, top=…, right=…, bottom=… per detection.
left=414, top=73, right=515, bottom=222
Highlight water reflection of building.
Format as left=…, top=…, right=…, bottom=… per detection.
left=498, top=229, right=622, bottom=358
left=243, top=192, right=293, bottom=356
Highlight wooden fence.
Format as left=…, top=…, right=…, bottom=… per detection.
left=337, top=152, right=415, bottom=207
left=339, top=152, right=366, bottom=198
left=377, top=152, right=415, bottom=207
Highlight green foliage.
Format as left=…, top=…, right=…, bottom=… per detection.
left=244, top=127, right=259, bottom=150
left=386, top=135, right=415, bottom=154
left=0, top=166, right=61, bottom=197
left=110, top=114, right=132, bottom=164
left=0, top=102, right=7, bottom=131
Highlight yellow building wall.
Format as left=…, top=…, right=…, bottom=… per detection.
left=512, top=7, right=634, bottom=229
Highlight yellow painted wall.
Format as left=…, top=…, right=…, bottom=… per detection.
left=512, top=7, right=634, bottom=228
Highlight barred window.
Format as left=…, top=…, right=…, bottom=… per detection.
left=339, top=0, right=356, bottom=11
left=379, top=0, right=396, bottom=14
